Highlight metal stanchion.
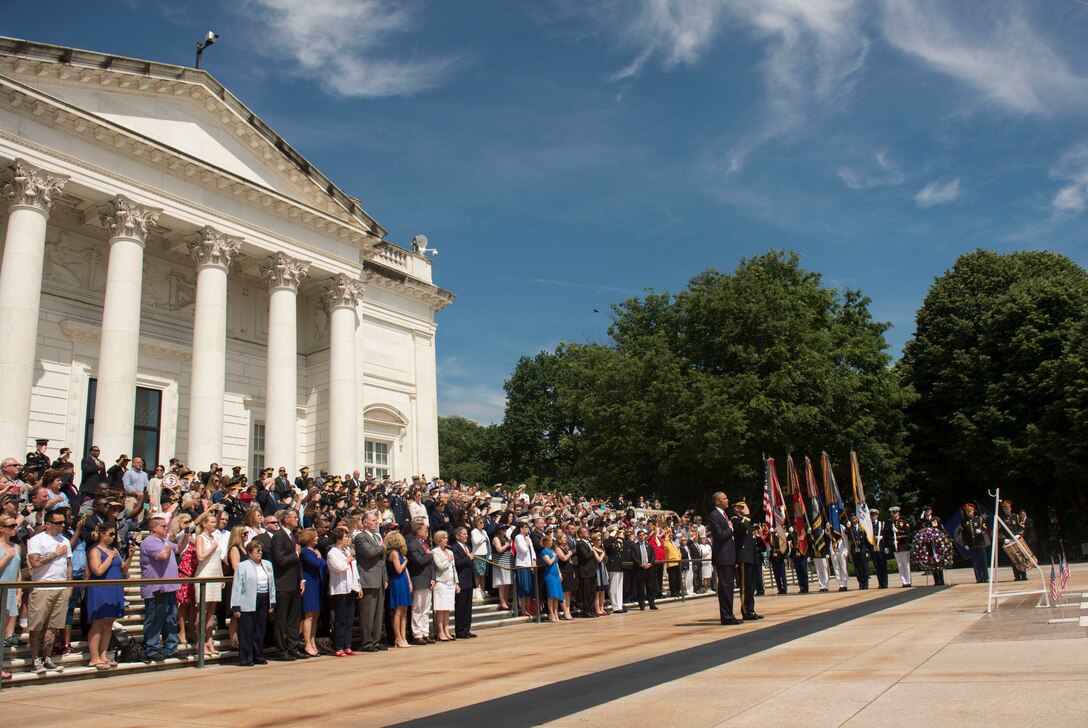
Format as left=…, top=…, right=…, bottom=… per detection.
left=0, top=585, right=7, bottom=693
left=532, top=565, right=541, bottom=624
left=196, top=582, right=206, bottom=669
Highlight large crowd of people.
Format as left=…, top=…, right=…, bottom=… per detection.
left=0, top=439, right=1018, bottom=679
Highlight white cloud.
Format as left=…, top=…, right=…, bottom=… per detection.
left=914, top=177, right=961, bottom=208
left=882, top=0, right=1088, bottom=114
left=439, top=384, right=507, bottom=425
left=1050, top=144, right=1088, bottom=217
left=248, top=0, right=457, bottom=97
left=610, top=0, right=726, bottom=80
left=837, top=151, right=905, bottom=189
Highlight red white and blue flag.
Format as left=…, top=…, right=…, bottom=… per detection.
left=1049, top=564, right=1059, bottom=603
left=1060, top=554, right=1071, bottom=591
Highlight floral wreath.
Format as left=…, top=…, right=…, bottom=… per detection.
left=911, top=527, right=956, bottom=571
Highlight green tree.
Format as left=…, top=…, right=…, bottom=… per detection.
left=437, top=415, right=501, bottom=486
left=898, top=249, right=1088, bottom=544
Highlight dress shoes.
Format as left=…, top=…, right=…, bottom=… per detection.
left=362, top=644, right=380, bottom=653
left=743, top=613, right=764, bottom=621
left=409, top=638, right=428, bottom=646
left=254, top=658, right=268, bottom=665
left=375, top=643, right=389, bottom=651
left=838, top=587, right=848, bottom=592
left=292, top=650, right=311, bottom=659
left=720, top=619, right=741, bottom=625
left=649, top=605, right=658, bottom=610
left=276, top=653, right=296, bottom=661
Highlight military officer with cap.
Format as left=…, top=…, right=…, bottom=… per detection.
left=871, top=508, right=889, bottom=588
left=961, top=502, right=989, bottom=582
left=24, top=438, right=50, bottom=480
left=1000, top=499, right=1027, bottom=581
left=888, top=506, right=913, bottom=587
left=731, top=500, right=763, bottom=620
left=917, top=505, right=945, bottom=585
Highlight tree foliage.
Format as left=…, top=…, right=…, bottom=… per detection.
left=436, top=415, right=502, bottom=486
left=899, top=249, right=1088, bottom=540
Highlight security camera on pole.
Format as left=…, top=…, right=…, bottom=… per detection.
left=195, top=30, right=219, bottom=69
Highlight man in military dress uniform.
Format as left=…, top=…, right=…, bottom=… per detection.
left=1000, top=500, right=1027, bottom=581
left=888, top=506, right=913, bottom=587
left=23, top=438, right=50, bottom=481
left=787, top=528, right=809, bottom=594
left=961, top=503, right=989, bottom=583
left=917, top=505, right=945, bottom=585
left=848, top=515, right=870, bottom=590
left=870, top=509, right=889, bottom=588
left=731, top=501, right=763, bottom=620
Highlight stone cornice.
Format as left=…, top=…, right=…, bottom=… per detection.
left=3, top=157, right=67, bottom=213
left=187, top=225, right=241, bottom=271
left=322, top=273, right=365, bottom=310
left=0, top=36, right=385, bottom=238
left=59, top=319, right=191, bottom=361
left=364, top=264, right=455, bottom=313
left=260, top=252, right=310, bottom=292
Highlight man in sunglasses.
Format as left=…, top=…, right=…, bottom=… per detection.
left=26, top=511, right=72, bottom=673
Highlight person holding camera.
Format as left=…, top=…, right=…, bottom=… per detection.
left=139, top=515, right=191, bottom=660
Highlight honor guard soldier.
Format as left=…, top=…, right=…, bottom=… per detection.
left=786, top=527, right=809, bottom=594
left=24, top=438, right=50, bottom=480
left=731, top=501, right=763, bottom=620
left=888, top=506, right=913, bottom=587
left=870, top=509, right=889, bottom=588
left=917, top=505, right=945, bottom=585
left=961, top=503, right=989, bottom=582
left=1000, top=500, right=1027, bottom=581
left=848, top=515, right=870, bottom=590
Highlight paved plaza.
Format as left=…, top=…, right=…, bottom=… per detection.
left=2, top=563, right=1085, bottom=727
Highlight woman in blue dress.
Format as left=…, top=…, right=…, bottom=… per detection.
left=0, top=513, right=21, bottom=679
left=541, top=534, right=562, bottom=623
left=298, top=529, right=327, bottom=657
left=385, top=530, right=412, bottom=647
left=86, top=523, right=128, bottom=670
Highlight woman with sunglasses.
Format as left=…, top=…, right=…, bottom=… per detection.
left=0, top=514, right=20, bottom=679
left=85, top=522, right=129, bottom=669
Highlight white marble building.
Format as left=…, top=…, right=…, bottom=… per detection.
left=0, top=38, right=453, bottom=479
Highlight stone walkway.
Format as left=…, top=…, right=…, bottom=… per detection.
left=2, top=564, right=1085, bottom=727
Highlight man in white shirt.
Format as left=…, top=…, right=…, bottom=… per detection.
left=27, top=511, right=72, bottom=673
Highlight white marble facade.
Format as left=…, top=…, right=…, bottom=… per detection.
left=0, top=38, right=453, bottom=478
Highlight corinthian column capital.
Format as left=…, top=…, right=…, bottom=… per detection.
left=321, top=273, right=365, bottom=310
left=260, top=251, right=310, bottom=291
left=101, top=195, right=161, bottom=245
left=2, top=159, right=68, bottom=214
left=187, top=226, right=242, bottom=271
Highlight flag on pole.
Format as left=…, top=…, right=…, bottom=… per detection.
left=804, top=456, right=829, bottom=557
left=850, top=450, right=875, bottom=547
left=767, top=457, right=789, bottom=554
left=1049, top=563, right=1060, bottom=603
left=786, top=455, right=809, bottom=555
left=821, top=451, right=844, bottom=545
left=762, top=459, right=774, bottom=535
left=1060, top=554, right=1071, bottom=591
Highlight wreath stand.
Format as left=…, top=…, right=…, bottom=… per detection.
left=985, top=488, right=1050, bottom=613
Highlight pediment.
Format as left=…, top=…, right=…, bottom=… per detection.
left=0, top=37, right=384, bottom=239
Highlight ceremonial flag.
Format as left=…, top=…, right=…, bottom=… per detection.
left=804, top=456, right=829, bottom=557
left=786, top=455, right=809, bottom=555
left=1049, top=564, right=1059, bottom=603
left=762, top=459, right=773, bottom=535
left=821, top=451, right=845, bottom=544
left=767, top=457, right=789, bottom=554
left=1060, top=554, right=1071, bottom=590
left=850, top=450, right=875, bottom=547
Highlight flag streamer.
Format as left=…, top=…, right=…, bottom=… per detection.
left=850, top=450, right=875, bottom=547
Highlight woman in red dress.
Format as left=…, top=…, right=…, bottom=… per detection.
left=171, top=514, right=199, bottom=645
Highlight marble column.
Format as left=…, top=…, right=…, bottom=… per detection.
left=94, top=195, right=161, bottom=461
left=0, top=160, right=68, bottom=456
left=323, top=274, right=364, bottom=475
left=186, top=226, right=241, bottom=469
left=260, top=252, right=309, bottom=476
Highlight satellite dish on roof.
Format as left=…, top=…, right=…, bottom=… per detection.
left=410, top=234, right=438, bottom=257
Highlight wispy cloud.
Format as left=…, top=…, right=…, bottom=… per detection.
left=1050, top=143, right=1088, bottom=217
left=247, top=0, right=459, bottom=97
left=530, top=278, right=642, bottom=296
left=439, top=384, right=507, bottom=425
left=914, top=177, right=961, bottom=208
left=882, top=0, right=1088, bottom=114
left=838, top=151, right=905, bottom=189
left=610, top=0, right=725, bottom=80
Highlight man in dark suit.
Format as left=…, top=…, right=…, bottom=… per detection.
left=406, top=521, right=435, bottom=644
left=630, top=529, right=657, bottom=610
left=732, top=501, right=763, bottom=621
left=78, top=445, right=106, bottom=511
left=452, top=527, right=477, bottom=638
left=270, top=508, right=307, bottom=660
left=709, top=491, right=739, bottom=625
left=576, top=527, right=598, bottom=617
left=354, top=511, right=388, bottom=651
left=273, top=467, right=293, bottom=501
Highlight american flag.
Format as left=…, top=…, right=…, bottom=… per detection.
left=1049, top=564, right=1059, bottom=603
left=1060, top=555, right=1071, bottom=590
left=762, top=460, right=773, bottom=534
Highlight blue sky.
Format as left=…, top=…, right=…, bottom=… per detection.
left=10, top=1, right=1088, bottom=423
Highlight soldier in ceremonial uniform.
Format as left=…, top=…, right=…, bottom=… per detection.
left=870, top=509, right=889, bottom=588
left=786, top=527, right=809, bottom=594
left=961, top=503, right=989, bottom=583
left=888, top=506, right=913, bottom=587
left=731, top=501, right=763, bottom=620
left=848, top=515, right=870, bottom=589
left=768, top=529, right=788, bottom=594
left=1000, top=500, right=1027, bottom=581
left=23, top=438, right=50, bottom=481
